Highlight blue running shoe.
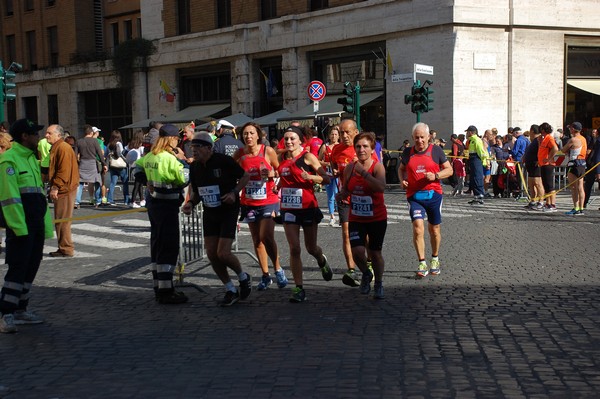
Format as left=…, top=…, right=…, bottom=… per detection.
left=257, top=275, right=273, bottom=291
left=275, top=269, right=288, bottom=288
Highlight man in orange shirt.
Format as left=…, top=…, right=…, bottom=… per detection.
left=537, top=122, right=559, bottom=212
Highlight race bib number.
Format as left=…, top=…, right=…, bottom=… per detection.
left=281, top=187, right=303, bottom=209
left=351, top=195, right=373, bottom=217
left=198, top=185, right=221, bottom=207
left=245, top=180, right=267, bottom=200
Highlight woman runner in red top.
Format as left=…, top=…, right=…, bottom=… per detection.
left=338, top=132, right=387, bottom=299
left=234, top=122, right=288, bottom=290
left=276, top=126, right=331, bottom=303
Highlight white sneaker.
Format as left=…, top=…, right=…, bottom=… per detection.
left=132, top=202, right=141, bottom=208
left=0, top=313, right=17, bottom=333
left=140, top=200, right=146, bottom=207
left=329, top=218, right=336, bottom=227
left=13, top=310, right=44, bottom=325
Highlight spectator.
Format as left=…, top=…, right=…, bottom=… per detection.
left=523, top=125, right=544, bottom=210
left=0, top=130, right=12, bottom=255
left=46, top=124, right=79, bottom=257
left=75, top=125, right=106, bottom=207
left=584, top=128, right=600, bottom=209
left=538, top=122, right=559, bottom=212
left=398, top=122, right=453, bottom=278
left=126, top=130, right=146, bottom=208
left=465, top=125, right=488, bottom=204
left=105, top=130, right=130, bottom=206
left=510, top=127, right=529, bottom=162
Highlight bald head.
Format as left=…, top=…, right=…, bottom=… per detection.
left=339, top=119, right=358, bottom=146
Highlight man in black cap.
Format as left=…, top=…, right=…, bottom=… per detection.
left=0, top=119, right=54, bottom=333
left=465, top=125, right=488, bottom=204
left=182, top=132, right=252, bottom=306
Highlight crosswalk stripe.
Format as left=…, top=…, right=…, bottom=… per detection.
left=71, top=223, right=151, bottom=239
left=42, top=246, right=100, bottom=259
left=70, top=233, right=145, bottom=248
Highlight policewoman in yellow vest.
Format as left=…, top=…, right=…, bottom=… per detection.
left=136, top=124, right=189, bottom=304
left=0, top=119, right=54, bottom=334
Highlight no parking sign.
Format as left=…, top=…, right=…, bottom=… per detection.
left=307, top=81, right=326, bottom=102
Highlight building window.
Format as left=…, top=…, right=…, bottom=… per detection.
left=6, top=35, right=16, bottom=62
left=261, top=0, right=276, bottom=20
left=124, top=20, right=133, bottom=41
left=47, top=0, right=55, bottom=6
left=5, top=0, right=14, bottom=16
left=111, top=23, right=119, bottom=47
left=48, top=95, right=58, bottom=124
left=84, top=89, right=132, bottom=139
left=24, top=0, right=34, bottom=11
left=310, top=0, right=328, bottom=11
left=23, top=96, right=38, bottom=122
left=217, top=0, right=231, bottom=28
left=177, top=0, right=191, bottom=35
left=136, top=17, right=142, bottom=38
left=180, top=66, right=231, bottom=106
left=47, top=26, right=59, bottom=68
left=26, top=31, right=37, bottom=70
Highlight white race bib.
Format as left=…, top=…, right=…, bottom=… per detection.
left=245, top=180, right=267, bottom=200
left=351, top=195, right=373, bottom=217
left=198, top=185, right=221, bottom=207
left=281, top=187, right=303, bottom=209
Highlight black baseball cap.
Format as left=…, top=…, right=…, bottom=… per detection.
left=10, top=118, right=44, bottom=136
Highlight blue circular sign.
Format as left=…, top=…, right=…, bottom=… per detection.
left=308, top=81, right=326, bottom=101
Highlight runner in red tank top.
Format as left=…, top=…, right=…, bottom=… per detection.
left=338, top=132, right=388, bottom=299
left=276, top=126, right=332, bottom=303
left=234, top=122, right=288, bottom=290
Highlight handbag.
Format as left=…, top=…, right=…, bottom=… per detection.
left=109, top=153, right=127, bottom=169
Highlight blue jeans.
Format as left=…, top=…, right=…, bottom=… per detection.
left=469, top=155, right=484, bottom=197
left=76, top=182, right=101, bottom=205
left=325, top=177, right=338, bottom=215
left=107, top=167, right=130, bottom=204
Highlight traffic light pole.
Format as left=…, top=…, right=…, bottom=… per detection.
left=355, top=82, right=361, bottom=129
left=0, top=61, right=5, bottom=122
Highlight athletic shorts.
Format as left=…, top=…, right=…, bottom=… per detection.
left=540, top=165, right=555, bottom=193
left=240, top=202, right=279, bottom=223
left=203, top=206, right=239, bottom=239
left=337, top=200, right=350, bottom=223
left=280, top=207, right=324, bottom=226
left=525, top=164, right=541, bottom=178
left=407, top=191, right=443, bottom=225
left=567, top=164, right=586, bottom=178
left=349, top=220, right=387, bottom=251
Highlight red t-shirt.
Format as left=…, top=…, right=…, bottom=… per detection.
left=236, top=145, right=278, bottom=206
left=346, top=161, right=387, bottom=222
left=277, top=151, right=318, bottom=209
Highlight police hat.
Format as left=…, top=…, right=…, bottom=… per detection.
left=159, top=124, right=180, bottom=137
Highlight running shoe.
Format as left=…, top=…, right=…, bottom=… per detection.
left=342, top=269, right=360, bottom=287
left=239, top=275, right=252, bottom=300
left=416, top=262, right=429, bottom=278
left=319, top=255, right=333, bottom=281
left=0, top=313, right=17, bottom=334
left=576, top=210, right=584, bottom=216
left=275, top=269, right=288, bottom=289
left=220, top=290, right=240, bottom=307
left=289, top=287, right=306, bottom=303
left=373, top=282, right=385, bottom=300
left=257, top=274, right=273, bottom=291
left=156, top=290, right=188, bottom=305
left=430, top=258, right=441, bottom=275
left=468, top=199, right=484, bottom=205
left=565, top=208, right=578, bottom=215
left=13, top=310, right=44, bottom=325
left=360, top=269, right=373, bottom=295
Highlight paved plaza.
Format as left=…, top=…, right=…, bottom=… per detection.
left=1, top=191, right=600, bottom=398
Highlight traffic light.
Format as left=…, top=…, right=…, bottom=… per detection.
left=422, top=86, right=434, bottom=112
left=1, top=61, right=17, bottom=103
left=337, top=82, right=354, bottom=114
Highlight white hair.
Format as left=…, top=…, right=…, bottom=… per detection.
left=412, top=122, right=430, bottom=136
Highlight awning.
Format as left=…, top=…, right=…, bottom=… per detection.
left=277, top=91, right=383, bottom=122
left=195, top=112, right=253, bottom=130
left=252, top=109, right=291, bottom=126
left=164, top=103, right=230, bottom=123
left=567, top=79, right=600, bottom=96
left=120, top=117, right=166, bottom=129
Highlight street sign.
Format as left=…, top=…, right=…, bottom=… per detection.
left=313, top=101, right=319, bottom=113
left=308, top=80, right=326, bottom=102
left=391, top=73, right=413, bottom=83
left=415, top=63, right=434, bottom=75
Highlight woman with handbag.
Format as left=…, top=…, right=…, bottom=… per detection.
left=105, top=130, right=130, bottom=206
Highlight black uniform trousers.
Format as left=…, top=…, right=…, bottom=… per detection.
left=147, top=197, right=181, bottom=294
